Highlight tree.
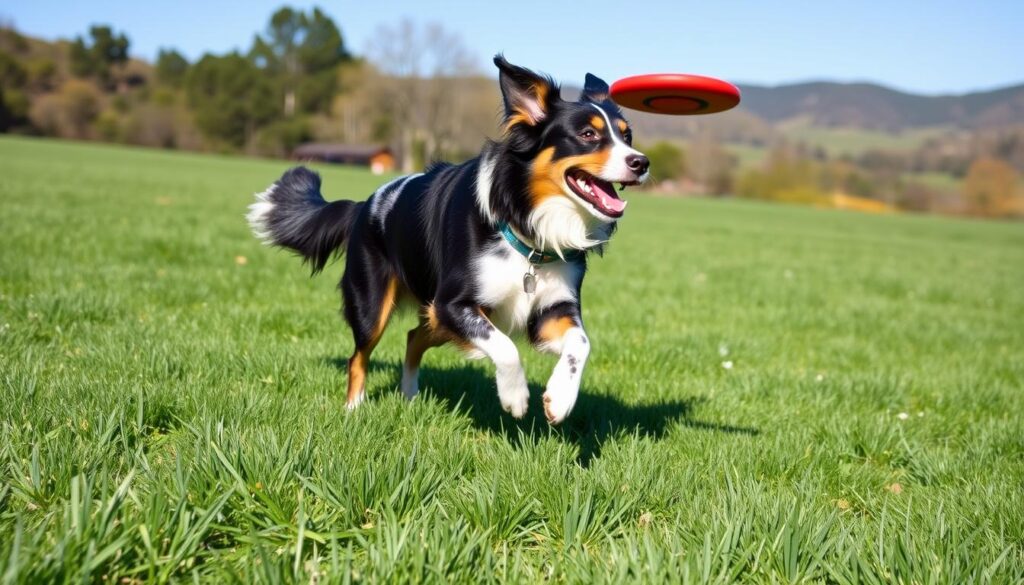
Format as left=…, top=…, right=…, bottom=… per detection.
left=185, top=53, right=277, bottom=148
left=962, top=157, right=1020, bottom=217
left=365, top=20, right=479, bottom=171
left=0, top=25, right=29, bottom=54
left=249, top=7, right=350, bottom=116
left=155, top=49, right=189, bottom=87
left=69, top=25, right=129, bottom=86
left=0, top=50, right=29, bottom=130
left=25, top=58, right=57, bottom=92
left=0, top=49, right=27, bottom=88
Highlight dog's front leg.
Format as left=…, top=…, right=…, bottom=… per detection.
left=530, top=303, right=589, bottom=424
left=432, top=302, right=530, bottom=418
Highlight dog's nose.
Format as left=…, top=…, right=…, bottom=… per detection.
left=626, top=154, right=649, bottom=175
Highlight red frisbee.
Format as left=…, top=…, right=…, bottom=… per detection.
left=610, top=74, right=741, bottom=115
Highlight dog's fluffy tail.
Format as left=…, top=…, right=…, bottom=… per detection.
left=247, top=166, right=363, bottom=274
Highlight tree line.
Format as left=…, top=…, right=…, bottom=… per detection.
left=0, top=8, right=499, bottom=171
left=617, top=135, right=1022, bottom=217
left=0, top=8, right=1019, bottom=217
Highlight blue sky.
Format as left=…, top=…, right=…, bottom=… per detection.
left=3, top=0, right=1023, bottom=95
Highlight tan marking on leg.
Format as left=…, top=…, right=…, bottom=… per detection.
left=537, top=315, right=576, bottom=344
left=426, top=303, right=441, bottom=332
left=372, top=277, right=399, bottom=339
left=401, top=322, right=443, bottom=400
left=424, top=303, right=486, bottom=354
left=405, top=324, right=442, bottom=372
left=346, top=277, right=398, bottom=407
left=346, top=351, right=369, bottom=405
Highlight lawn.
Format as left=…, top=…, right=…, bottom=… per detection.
left=1, top=136, right=1022, bottom=583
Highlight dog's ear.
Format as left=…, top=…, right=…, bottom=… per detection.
left=581, top=73, right=610, bottom=103
left=494, top=54, right=558, bottom=129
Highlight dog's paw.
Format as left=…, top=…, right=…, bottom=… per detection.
left=345, top=391, right=365, bottom=412
left=542, top=388, right=576, bottom=425
left=400, top=369, right=419, bottom=401
left=498, top=377, right=529, bottom=419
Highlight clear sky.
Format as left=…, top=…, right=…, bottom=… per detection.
left=3, top=0, right=1023, bottom=95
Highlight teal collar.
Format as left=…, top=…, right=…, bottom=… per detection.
left=498, top=223, right=583, bottom=264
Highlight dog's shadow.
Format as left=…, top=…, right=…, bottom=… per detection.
left=324, top=357, right=758, bottom=466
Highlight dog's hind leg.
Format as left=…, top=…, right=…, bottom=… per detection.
left=340, top=247, right=398, bottom=410
left=529, top=302, right=589, bottom=425
left=401, top=319, right=444, bottom=400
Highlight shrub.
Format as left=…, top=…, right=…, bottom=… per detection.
left=250, top=117, right=312, bottom=157
left=641, top=141, right=687, bottom=185
left=962, top=157, right=1021, bottom=217
left=737, top=151, right=829, bottom=204
left=123, top=103, right=179, bottom=148
left=0, top=88, right=30, bottom=131
left=28, top=79, right=103, bottom=138
left=94, top=110, right=122, bottom=142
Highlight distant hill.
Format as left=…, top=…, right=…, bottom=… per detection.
left=565, top=79, right=1024, bottom=146
left=736, top=81, right=1024, bottom=130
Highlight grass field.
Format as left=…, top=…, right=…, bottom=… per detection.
left=903, top=171, right=964, bottom=192
left=778, top=124, right=950, bottom=158
left=1, top=136, right=1023, bottom=583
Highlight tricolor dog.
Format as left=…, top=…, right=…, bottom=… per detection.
left=248, top=56, right=649, bottom=423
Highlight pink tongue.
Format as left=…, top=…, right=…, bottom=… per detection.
left=590, top=180, right=627, bottom=213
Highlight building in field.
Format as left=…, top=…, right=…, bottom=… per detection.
left=291, top=143, right=396, bottom=175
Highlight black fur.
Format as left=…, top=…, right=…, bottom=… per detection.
left=256, top=167, right=363, bottom=274
left=582, top=73, right=610, bottom=102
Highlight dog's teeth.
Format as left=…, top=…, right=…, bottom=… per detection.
left=576, top=178, right=586, bottom=189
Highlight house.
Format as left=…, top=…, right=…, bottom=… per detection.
left=291, top=143, right=396, bottom=175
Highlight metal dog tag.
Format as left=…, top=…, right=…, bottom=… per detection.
left=523, top=267, right=536, bottom=294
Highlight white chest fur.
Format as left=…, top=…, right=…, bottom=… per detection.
left=473, top=242, right=582, bottom=334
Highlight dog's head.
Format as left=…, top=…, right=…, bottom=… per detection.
left=493, top=55, right=648, bottom=224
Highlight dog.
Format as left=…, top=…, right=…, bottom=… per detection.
left=247, top=56, right=648, bottom=424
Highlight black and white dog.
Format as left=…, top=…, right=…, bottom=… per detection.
left=248, top=56, right=648, bottom=424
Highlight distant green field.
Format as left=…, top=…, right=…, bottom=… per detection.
left=779, top=124, right=950, bottom=157
left=2, top=136, right=1022, bottom=582
left=904, top=170, right=963, bottom=192
left=723, top=143, right=768, bottom=171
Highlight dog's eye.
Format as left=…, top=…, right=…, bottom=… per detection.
left=622, top=129, right=633, bottom=144
left=578, top=128, right=600, bottom=142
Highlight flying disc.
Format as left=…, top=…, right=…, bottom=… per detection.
left=610, top=74, right=740, bottom=115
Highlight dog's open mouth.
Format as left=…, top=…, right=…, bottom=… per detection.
left=565, top=169, right=630, bottom=218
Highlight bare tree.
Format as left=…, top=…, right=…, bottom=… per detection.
left=365, top=20, right=480, bottom=171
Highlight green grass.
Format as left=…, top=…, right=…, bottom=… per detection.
left=1, top=135, right=1023, bottom=583
left=904, top=171, right=963, bottom=192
